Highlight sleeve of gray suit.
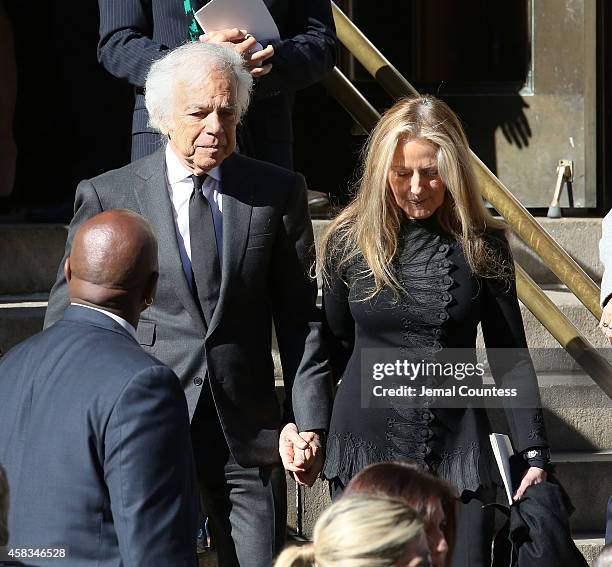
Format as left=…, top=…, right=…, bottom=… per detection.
left=44, top=180, right=103, bottom=328
left=270, top=173, right=332, bottom=432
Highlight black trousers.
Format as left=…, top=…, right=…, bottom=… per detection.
left=191, top=385, right=287, bottom=567
left=450, top=488, right=496, bottom=567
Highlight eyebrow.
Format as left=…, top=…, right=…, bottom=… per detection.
left=390, top=164, right=437, bottom=170
left=184, top=103, right=237, bottom=113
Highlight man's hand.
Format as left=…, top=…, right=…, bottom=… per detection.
left=599, top=300, right=612, bottom=342
left=513, top=466, right=547, bottom=501
left=279, top=423, right=324, bottom=487
left=199, top=28, right=273, bottom=77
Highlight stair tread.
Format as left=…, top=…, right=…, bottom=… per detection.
left=551, top=450, right=612, bottom=462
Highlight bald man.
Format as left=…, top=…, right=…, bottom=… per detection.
left=0, top=210, right=198, bottom=566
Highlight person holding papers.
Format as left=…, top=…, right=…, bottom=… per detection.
left=97, top=0, right=336, bottom=168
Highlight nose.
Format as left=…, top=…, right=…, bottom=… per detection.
left=435, top=535, right=448, bottom=554
left=410, top=170, right=426, bottom=195
left=204, top=110, right=223, bottom=136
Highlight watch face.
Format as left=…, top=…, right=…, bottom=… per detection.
left=526, top=448, right=550, bottom=460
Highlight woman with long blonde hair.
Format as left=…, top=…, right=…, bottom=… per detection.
left=274, top=494, right=431, bottom=567
left=319, top=96, right=549, bottom=566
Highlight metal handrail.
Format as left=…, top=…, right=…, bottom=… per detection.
left=322, top=67, right=379, bottom=132
left=516, top=266, right=612, bottom=399
left=331, top=2, right=602, bottom=322
left=322, top=67, right=612, bottom=393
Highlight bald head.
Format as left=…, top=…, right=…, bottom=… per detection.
left=66, top=210, right=159, bottom=324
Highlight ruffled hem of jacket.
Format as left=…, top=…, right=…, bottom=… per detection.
left=322, top=431, right=486, bottom=495
left=321, top=432, right=384, bottom=486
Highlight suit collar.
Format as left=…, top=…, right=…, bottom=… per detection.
left=71, top=303, right=137, bottom=339
left=131, top=150, right=254, bottom=338
left=62, top=304, right=137, bottom=343
left=206, top=154, right=253, bottom=336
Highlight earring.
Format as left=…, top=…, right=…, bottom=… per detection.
left=144, top=297, right=153, bottom=307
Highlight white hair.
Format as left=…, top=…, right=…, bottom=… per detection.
left=145, top=42, right=253, bottom=134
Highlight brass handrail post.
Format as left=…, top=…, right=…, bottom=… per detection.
left=331, top=1, right=603, bottom=322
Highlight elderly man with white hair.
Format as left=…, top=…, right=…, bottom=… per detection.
left=45, top=42, right=331, bottom=567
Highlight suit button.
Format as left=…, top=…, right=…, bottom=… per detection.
left=193, top=376, right=203, bottom=386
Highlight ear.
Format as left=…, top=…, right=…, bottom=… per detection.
left=142, top=271, right=159, bottom=310
left=64, top=257, right=72, bottom=283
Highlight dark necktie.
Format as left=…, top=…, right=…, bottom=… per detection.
left=189, top=175, right=221, bottom=325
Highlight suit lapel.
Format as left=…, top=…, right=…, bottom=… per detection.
left=132, top=149, right=206, bottom=334
left=207, top=154, right=253, bottom=337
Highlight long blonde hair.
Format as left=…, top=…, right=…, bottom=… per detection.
left=274, top=494, right=426, bottom=567
left=318, top=96, right=509, bottom=298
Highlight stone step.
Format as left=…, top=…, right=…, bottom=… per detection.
left=511, top=287, right=609, bottom=351
left=575, top=534, right=607, bottom=565
left=548, top=452, right=612, bottom=533
left=474, top=286, right=608, bottom=373
left=0, top=225, right=67, bottom=295
left=487, top=373, right=612, bottom=452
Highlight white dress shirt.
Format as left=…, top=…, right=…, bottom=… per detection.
left=71, top=303, right=137, bottom=340
left=165, top=144, right=223, bottom=275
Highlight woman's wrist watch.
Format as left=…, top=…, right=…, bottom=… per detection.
left=522, top=447, right=551, bottom=468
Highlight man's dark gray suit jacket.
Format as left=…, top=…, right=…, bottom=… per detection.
left=44, top=149, right=332, bottom=468
left=0, top=305, right=198, bottom=566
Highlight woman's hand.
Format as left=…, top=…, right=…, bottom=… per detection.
left=513, top=466, right=547, bottom=501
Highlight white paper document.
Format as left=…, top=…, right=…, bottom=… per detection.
left=489, top=433, right=515, bottom=505
left=195, top=0, right=280, bottom=41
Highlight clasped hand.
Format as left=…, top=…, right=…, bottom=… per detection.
left=199, top=28, right=274, bottom=77
left=279, top=423, right=324, bottom=487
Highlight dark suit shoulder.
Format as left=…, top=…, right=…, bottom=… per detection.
left=2, top=319, right=173, bottom=397
left=86, top=148, right=163, bottom=187
left=226, top=152, right=302, bottom=187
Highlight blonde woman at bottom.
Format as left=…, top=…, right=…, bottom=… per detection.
left=275, top=494, right=431, bottom=567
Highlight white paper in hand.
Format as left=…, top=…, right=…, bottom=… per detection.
left=195, top=0, right=280, bottom=41
left=489, top=433, right=515, bottom=505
